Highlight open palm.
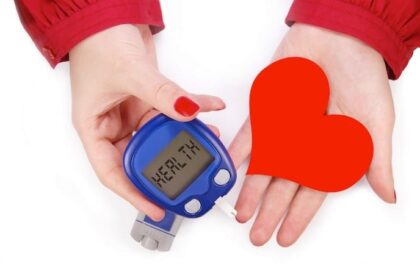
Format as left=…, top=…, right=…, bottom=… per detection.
left=229, top=23, right=395, bottom=247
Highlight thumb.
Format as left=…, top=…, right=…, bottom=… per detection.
left=134, top=70, right=225, bottom=121
left=366, top=122, right=396, bottom=204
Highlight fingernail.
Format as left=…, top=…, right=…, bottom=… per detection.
left=216, top=103, right=226, bottom=111
left=393, top=190, right=397, bottom=204
left=150, top=211, right=165, bottom=222
left=174, top=96, right=199, bottom=117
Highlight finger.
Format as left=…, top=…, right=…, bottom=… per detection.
left=366, top=123, right=395, bottom=203
left=132, top=70, right=225, bottom=121
left=277, top=187, right=327, bottom=247
left=136, top=109, right=160, bottom=129
left=114, top=133, right=132, bottom=154
left=235, top=175, right=272, bottom=223
left=206, top=124, right=220, bottom=138
left=250, top=179, right=299, bottom=246
left=228, top=118, right=252, bottom=169
left=81, top=135, right=165, bottom=221
left=102, top=165, right=164, bottom=221
left=189, top=94, right=226, bottom=112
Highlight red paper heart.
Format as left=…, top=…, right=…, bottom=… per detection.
left=248, top=57, right=373, bottom=192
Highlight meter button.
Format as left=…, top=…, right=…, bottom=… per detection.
left=184, top=199, right=201, bottom=214
left=214, top=169, right=230, bottom=186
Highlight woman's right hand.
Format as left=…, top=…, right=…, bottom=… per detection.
left=69, top=24, right=225, bottom=221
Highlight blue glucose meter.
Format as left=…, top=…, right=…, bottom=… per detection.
left=123, top=114, right=236, bottom=218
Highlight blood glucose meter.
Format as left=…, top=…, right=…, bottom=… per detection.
left=123, top=114, right=236, bottom=218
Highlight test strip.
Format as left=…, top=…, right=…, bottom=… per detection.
left=215, top=197, right=237, bottom=218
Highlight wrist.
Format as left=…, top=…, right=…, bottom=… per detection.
left=277, top=23, right=385, bottom=71
left=70, top=24, right=145, bottom=60
left=291, top=23, right=381, bottom=60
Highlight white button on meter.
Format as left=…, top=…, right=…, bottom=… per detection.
left=184, top=199, right=201, bottom=214
left=214, top=169, right=231, bottom=186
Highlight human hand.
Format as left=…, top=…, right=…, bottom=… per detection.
left=69, top=24, right=225, bottom=221
left=229, top=23, right=395, bottom=247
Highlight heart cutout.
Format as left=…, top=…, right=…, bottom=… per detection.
left=248, top=57, right=373, bottom=192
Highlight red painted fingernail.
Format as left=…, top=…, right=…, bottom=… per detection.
left=393, top=190, right=397, bottom=204
left=174, top=96, right=199, bottom=117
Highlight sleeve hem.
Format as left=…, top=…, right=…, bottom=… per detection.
left=37, top=0, right=164, bottom=68
left=285, top=0, right=412, bottom=79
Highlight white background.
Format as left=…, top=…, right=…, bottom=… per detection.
left=1, top=1, right=419, bottom=279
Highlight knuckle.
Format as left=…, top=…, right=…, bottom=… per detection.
left=97, top=175, right=110, bottom=188
left=98, top=166, right=121, bottom=190
left=71, top=113, right=82, bottom=133
left=153, top=81, right=180, bottom=102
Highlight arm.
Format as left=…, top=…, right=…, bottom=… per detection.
left=15, top=0, right=164, bottom=67
left=286, top=0, right=420, bottom=79
left=15, top=1, right=226, bottom=220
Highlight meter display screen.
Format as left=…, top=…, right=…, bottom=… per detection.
left=142, top=131, right=214, bottom=199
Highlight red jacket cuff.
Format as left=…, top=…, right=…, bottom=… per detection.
left=285, top=0, right=418, bottom=80
left=17, top=0, right=164, bottom=68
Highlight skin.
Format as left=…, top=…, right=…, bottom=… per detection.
left=69, top=22, right=395, bottom=246
left=69, top=24, right=225, bottom=221
left=229, top=23, right=396, bottom=247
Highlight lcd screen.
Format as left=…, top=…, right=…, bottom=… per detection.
left=142, top=131, right=214, bottom=199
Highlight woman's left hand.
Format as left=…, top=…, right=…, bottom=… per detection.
left=229, top=23, right=396, bottom=247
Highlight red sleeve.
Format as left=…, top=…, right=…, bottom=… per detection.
left=15, top=0, right=164, bottom=68
left=286, top=0, right=420, bottom=79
